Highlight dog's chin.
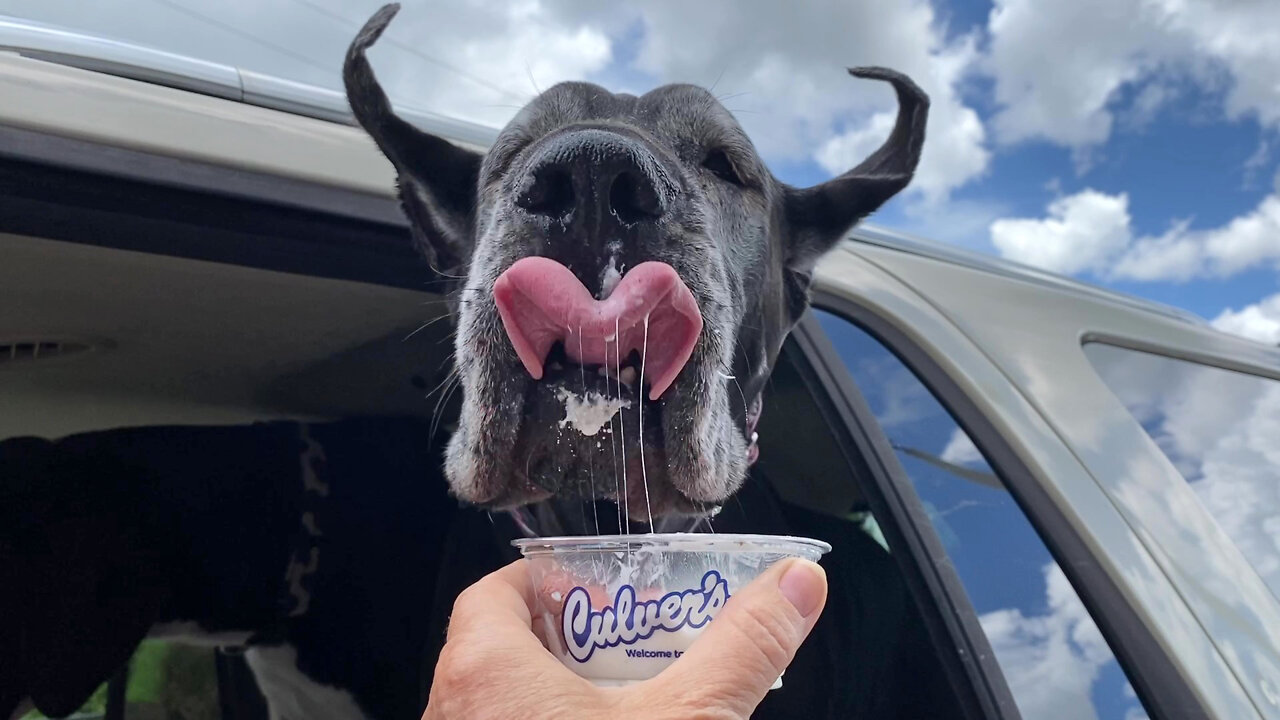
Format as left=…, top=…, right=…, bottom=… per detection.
left=448, top=362, right=743, bottom=527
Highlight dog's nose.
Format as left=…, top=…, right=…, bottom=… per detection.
left=517, top=129, right=666, bottom=225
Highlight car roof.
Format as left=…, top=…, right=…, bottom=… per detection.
left=0, top=13, right=498, bottom=152
left=842, top=225, right=1208, bottom=328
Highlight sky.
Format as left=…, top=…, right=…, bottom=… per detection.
left=4, top=0, right=1279, bottom=345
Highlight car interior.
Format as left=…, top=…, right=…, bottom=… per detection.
left=1, top=144, right=969, bottom=719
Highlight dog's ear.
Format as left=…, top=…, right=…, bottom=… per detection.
left=783, top=67, right=929, bottom=272
left=344, top=4, right=482, bottom=273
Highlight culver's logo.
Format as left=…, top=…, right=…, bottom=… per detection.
left=561, top=570, right=731, bottom=663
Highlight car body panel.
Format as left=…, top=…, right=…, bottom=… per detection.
left=0, top=53, right=395, bottom=194
left=818, top=243, right=1280, bottom=718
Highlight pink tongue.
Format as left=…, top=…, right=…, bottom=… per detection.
left=493, top=257, right=703, bottom=400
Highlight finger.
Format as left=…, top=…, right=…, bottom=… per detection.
left=643, top=558, right=827, bottom=717
left=428, top=559, right=600, bottom=718
left=445, top=559, right=541, bottom=647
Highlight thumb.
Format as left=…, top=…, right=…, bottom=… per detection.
left=644, top=557, right=828, bottom=717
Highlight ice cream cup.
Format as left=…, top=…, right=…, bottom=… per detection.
left=513, top=533, right=831, bottom=688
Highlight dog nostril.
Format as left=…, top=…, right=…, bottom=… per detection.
left=518, top=167, right=575, bottom=218
left=609, top=170, right=663, bottom=224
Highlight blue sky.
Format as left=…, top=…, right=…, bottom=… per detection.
left=595, top=1, right=1280, bottom=336
left=5, top=0, right=1278, bottom=341
left=575, top=0, right=1280, bottom=342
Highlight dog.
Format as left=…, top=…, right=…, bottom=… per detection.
left=2, top=5, right=931, bottom=718
left=344, top=3, right=928, bottom=523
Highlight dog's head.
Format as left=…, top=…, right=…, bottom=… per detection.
left=345, top=4, right=927, bottom=520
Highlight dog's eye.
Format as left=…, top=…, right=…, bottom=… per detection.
left=702, top=149, right=744, bottom=186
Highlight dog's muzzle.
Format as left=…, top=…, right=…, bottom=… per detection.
left=515, top=128, right=676, bottom=225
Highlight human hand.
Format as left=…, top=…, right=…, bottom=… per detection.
left=423, top=555, right=828, bottom=720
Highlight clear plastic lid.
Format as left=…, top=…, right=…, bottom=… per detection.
left=512, top=532, right=832, bottom=556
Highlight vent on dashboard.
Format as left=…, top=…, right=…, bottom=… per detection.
left=0, top=338, right=98, bottom=366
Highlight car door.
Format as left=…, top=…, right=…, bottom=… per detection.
left=780, top=245, right=1265, bottom=719
left=833, top=238, right=1280, bottom=720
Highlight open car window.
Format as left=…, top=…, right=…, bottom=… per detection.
left=810, top=308, right=1156, bottom=720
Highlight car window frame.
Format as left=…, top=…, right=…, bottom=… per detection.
left=0, top=123, right=425, bottom=292
left=808, top=291, right=1213, bottom=720
left=781, top=311, right=1020, bottom=720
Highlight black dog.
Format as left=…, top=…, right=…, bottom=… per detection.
left=343, top=4, right=927, bottom=518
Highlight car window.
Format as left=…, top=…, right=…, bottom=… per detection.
left=1083, top=342, right=1280, bottom=600
left=816, top=309, right=1152, bottom=720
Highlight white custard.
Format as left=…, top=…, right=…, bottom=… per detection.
left=556, top=388, right=629, bottom=436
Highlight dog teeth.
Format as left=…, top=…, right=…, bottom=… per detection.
left=619, top=366, right=638, bottom=387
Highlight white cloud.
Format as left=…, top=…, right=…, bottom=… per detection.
left=1088, top=345, right=1280, bottom=596
left=1123, top=81, right=1179, bottom=131
left=980, top=563, right=1141, bottom=720
left=990, top=189, right=1280, bottom=281
left=7, top=0, right=989, bottom=200
left=990, top=190, right=1133, bottom=275
left=622, top=0, right=990, bottom=201
left=1113, top=194, right=1280, bottom=281
left=985, top=0, right=1280, bottom=149
left=859, top=357, right=935, bottom=429
left=1106, top=219, right=1198, bottom=282
left=940, top=428, right=984, bottom=466
left=1212, top=293, right=1280, bottom=345
left=1242, top=138, right=1272, bottom=188
left=984, top=0, right=1171, bottom=147
left=894, top=197, right=1012, bottom=251
left=813, top=32, right=989, bottom=202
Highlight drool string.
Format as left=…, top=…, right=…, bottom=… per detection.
left=616, top=316, right=629, bottom=534
left=578, top=324, right=599, bottom=535
left=639, top=313, right=654, bottom=529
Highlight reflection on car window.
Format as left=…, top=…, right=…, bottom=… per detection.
left=816, top=309, right=1150, bottom=720
left=1084, top=342, right=1280, bottom=600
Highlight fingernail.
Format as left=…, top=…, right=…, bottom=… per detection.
left=778, top=559, right=825, bottom=619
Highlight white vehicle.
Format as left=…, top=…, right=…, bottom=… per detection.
left=3, top=16, right=1279, bottom=720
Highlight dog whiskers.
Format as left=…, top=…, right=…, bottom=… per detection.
left=402, top=312, right=452, bottom=342
left=422, top=366, right=459, bottom=402
left=428, top=371, right=462, bottom=445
